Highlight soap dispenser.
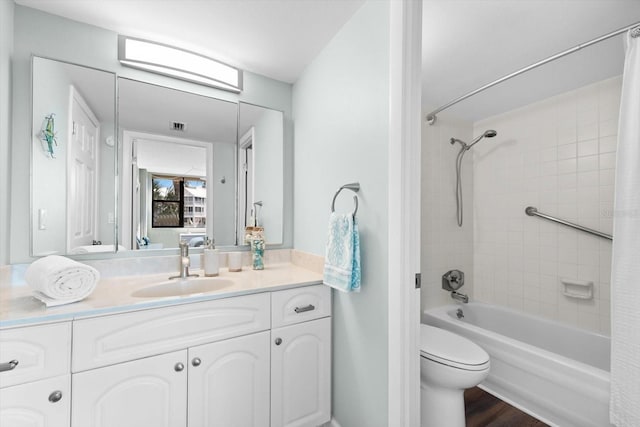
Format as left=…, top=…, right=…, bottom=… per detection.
left=250, top=227, right=265, bottom=270
left=203, top=238, right=219, bottom=277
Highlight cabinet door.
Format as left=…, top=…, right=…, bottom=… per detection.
left=71, top=350, right=187, bottom=427
left=271, top=317, right=331, bottom=427
left=0, top=322, right=71, bottom=388
left=188, top=331, right=270, bottom=427
left=0, top=374, right=70, bottom=427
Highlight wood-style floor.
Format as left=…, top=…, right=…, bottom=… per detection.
left=465, top=387, right=549, bottom=427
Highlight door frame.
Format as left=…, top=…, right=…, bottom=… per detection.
left=388, top=1, right=422, bottom=426
left=120, top=130, right=213, bottom=249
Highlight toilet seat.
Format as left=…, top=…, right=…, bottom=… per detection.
left=420, top=324, right=489, bottom=371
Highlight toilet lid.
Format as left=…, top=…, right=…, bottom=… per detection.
left=420, top=324, right=489, bottom=371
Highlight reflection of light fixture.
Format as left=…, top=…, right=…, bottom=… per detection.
left=118, top=35, right=242, bottom=93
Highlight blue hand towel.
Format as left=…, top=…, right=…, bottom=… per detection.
left=323, top=212, right=361, bottom=292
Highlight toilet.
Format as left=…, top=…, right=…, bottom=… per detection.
left=420, top=324, right=490, bottom=427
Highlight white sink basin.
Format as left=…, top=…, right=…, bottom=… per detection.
left=131, top=277, right=234, bottom=298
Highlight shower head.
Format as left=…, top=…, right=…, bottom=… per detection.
left=449, top=129, right=497, bottom=150
left=467, top=129, right=497, bottom=149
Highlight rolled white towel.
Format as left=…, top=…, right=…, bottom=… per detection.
left=25, top=255, right=100, bottom=307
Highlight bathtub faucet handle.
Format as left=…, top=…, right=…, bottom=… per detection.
left=442, top=269, right=465, bottom=291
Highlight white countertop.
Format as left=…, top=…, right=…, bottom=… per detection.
left=0, top=262, right=324, bottom=328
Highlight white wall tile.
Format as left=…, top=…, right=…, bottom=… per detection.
left=577, top=155, right=598, bottom=172
left=471, top=76, right=620, bottom=335
left=600, top=152, right=617, bottom=169
left=578, top=139, right=598, bottom=157
left=421, top=117, right=474, bottom=310
left=557, top=143, right=577, bottom=159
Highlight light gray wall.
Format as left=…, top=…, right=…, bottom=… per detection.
left=292, top=2, right=389, bottom=426
left=98, top=118, right=116, bottom=245
left=10, top=5, right=293, bottom=263
left=253, top=108, right=284, bottom=243
left=31, top=58, right=71, bottom=255
left=0, top=0, right=14, bottom=266
left=212, top=141, right=236, bottom=245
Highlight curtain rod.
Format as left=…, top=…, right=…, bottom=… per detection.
left=425, top=21, right=640, bottom=125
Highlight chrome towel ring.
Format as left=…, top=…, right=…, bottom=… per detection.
left=331, top=183, right=360, bottom=217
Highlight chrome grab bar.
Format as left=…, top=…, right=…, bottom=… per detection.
left=525, top=206, right=612, bottom=241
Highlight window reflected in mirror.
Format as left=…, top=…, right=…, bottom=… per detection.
left=151, top=176, right=206, bottom=229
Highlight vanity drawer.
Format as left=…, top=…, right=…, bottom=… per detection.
left=271, top=285, right=331, bottom=328
left=72, top=292, right=270, bottom=372
left=0, top=322, right=71, bottom=388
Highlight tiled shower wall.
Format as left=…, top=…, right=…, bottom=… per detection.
left=421, top=118, right=474, bottom=310
left=472, top=76, right=621, bottom=335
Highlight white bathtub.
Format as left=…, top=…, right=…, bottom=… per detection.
left=423, top=303, right=612, bottom=427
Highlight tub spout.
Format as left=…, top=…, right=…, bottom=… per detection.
left=451, top=291, right=469, bottom=303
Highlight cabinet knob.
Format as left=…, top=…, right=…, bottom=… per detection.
left=275, top=338, right=282, bottom=346
left=192, top=357, right=202, bottom=367
left=48, top=390, right=63, bottom=403
left=174, top=362, right=185, bottom=372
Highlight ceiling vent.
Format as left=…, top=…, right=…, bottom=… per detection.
left=171, top=121, right=186, bottom=132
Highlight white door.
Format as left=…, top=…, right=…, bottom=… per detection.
left=71, top=350, right=187, bottom=427
left=238, top=127, right=254, bottom=240
left=0, top=375, right=71, bottom=427
left=67, top=86, right=99, bottom=251
left=271, top=317, right=331, bottom=427
left=188, top=331, right=270, bottom=427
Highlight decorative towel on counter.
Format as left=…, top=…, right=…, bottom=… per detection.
left=25, top=255, right=100, bottom=307
left=323, top=212, right=361, bottom=292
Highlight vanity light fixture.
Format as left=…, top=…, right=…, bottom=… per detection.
left=118, top=35, right=242, bottom=93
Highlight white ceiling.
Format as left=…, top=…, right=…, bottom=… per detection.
left=15, top=0, right=640, bottom=123
left=14, top=0, right=365, bottom=84
left=118, top=78, right=238, bottom=142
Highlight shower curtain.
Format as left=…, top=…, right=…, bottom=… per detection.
left=610, top=27, right=640, bottom=427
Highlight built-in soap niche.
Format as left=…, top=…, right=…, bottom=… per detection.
left=561, top=278, right=594, bottom=300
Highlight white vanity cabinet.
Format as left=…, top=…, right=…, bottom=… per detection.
left=188, top=331, right=270, bottom=427
left=0, top=374, right=71, bottom=427
left=270, top=286, right=332, bottom=427
left=71, top=333, right=272, bottom=427
left=0, top=322, right=72, bottom=427
left=71, top=350, right=188, bottom=427
left=70, top=292, right=271, bottom=427
left=0, top=283, right=331, bottom=427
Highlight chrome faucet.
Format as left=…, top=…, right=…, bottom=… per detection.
left=451, top=291, right=469, bottom=303
left=169, top=241, right=199, bottom=280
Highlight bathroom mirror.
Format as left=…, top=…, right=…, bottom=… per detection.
left=118, top=78, right=238, bottom=250
left=29, top=58, right=287, bottom=258
left=237, top=102, right=284, bottom=245
left=31, top=56, right=117, bottom=256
